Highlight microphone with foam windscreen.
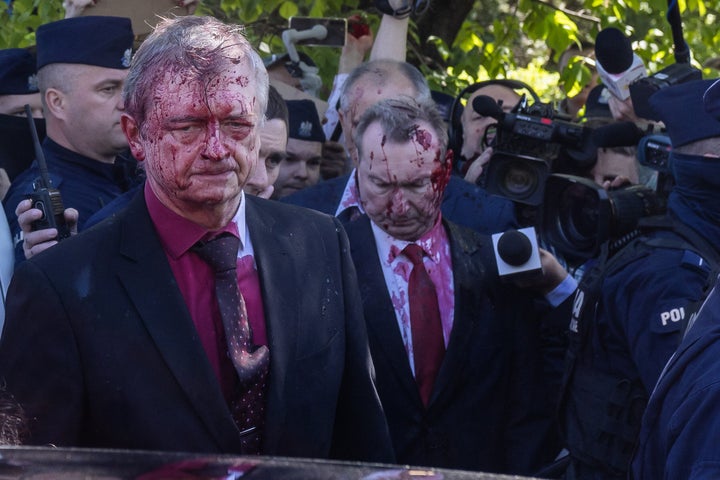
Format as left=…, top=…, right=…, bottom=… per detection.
left=595, top=27, right=647, bottom=101
left=472, top=94, right=505, bottom=120
left=492, top=227, right=543, bottom=281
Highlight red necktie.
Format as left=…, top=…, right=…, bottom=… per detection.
left=403, top=244, right=445, bottom=406
left=192, top=233, right=269, bottom=453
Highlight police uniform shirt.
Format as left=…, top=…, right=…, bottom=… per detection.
left=631, top=278, right=720, bottom=479
left=3, top=137, right=139, bottom=263
left=594, top=230, right=713, bottom=389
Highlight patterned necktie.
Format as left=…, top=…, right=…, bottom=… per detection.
left=403, top=243, right=445, bottom=407
left=192, top=233, right=270, bottom=453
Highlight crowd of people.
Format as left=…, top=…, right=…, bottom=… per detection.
left=1, top=1, right=720, bottom=479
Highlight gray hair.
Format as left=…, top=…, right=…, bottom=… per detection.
left=36, top=63, right=78, bottom=109
left=123, top=16, right=269, bottom=130
left=354, top=97, right=448, bottom=162
left=339, top=59, right=431, bottom=114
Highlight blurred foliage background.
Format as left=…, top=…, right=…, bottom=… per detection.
left=2, top=0, right=718, bottom=103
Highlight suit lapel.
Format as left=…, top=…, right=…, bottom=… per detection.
left=244, top=196, right=298, bottom=453
left=346, top=216, right=421, bottom=403
left=114, top=194, right=242, bottom=452
left=428, top=221, right=484, bottom=407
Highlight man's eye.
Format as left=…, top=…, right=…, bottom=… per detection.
left=176, top=124, right=199, bottom=132
left=266, top=153, right=286, bottom=167
left=226, top=121, right=250, bottom=128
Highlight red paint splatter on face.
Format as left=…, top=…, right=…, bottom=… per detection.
left=415, top=128, right=432, bottom=151
left=429, top=150, right=452, bottom=203
left=236, top=75, right=249, bottom=87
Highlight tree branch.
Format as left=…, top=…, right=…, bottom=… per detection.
left=530, top=0, right=601, bottom=24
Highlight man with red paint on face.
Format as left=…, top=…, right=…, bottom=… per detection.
left=0, top=15, right=393, bottom=462
left=344, top=96, right=565, bottom=474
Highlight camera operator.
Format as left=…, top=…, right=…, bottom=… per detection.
left=629, top=78, right=720, bottom=480
left=579, top=118, right=641, bottom=189
left=460, top=83, right=523, bottom=184
left=559, top=79, right=720, bottom=480
left=542, top=116, right=651, bottom=282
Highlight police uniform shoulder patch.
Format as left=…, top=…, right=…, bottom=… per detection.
left=680, top=250, right=711, bottom=275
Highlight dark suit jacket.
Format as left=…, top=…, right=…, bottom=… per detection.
left=282, top=173, right=518, bottom=234
left=345, top=215, right=559, bottom=474
left=0, top=193, right=393, bottom=463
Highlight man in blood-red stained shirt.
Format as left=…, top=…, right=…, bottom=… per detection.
left=0, top=15, right=392, bottom=463
left=344, top=96, right=568, bottom=475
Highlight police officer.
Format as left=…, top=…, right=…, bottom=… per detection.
left=0, top=47, right=44, bottom=327
left=629, top=78, right=720, bottom=480
left=559, top=78, right=720, bottom=479
left=2, top=16, right=141, bottom=263
left=0, top=48, right=44, bottom=188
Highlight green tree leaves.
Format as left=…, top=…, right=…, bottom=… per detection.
left=3, top=0, right=718, bottom=101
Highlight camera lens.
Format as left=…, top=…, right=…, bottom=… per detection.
left=542, top=174, right=668, bottom=261
left=606, top=185, right=666, bottom=237
left=556, top=183, right=601, bottom=251
left=498, top=159, right=539, bottom=200
left=485, top=152, right=549, bottom=205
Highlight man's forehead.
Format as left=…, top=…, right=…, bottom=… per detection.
left=351, top=76, right=416, bottom=110
left=153, top=63, right=257, bottom=95
left=470, top=85, right=520, bottom=105
left=362, top=120, right=439, bottom=148
left=287, top=137, right=322, bottom=157
left=73, top=63, right=128, bottom=82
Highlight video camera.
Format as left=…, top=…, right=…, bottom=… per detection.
left=476, top=94, right=595, bottom=206
left=630, top=63, right=702, bottom=121
left=540, top=130, right=672, bottom=261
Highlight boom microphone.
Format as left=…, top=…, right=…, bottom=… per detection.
left=594, top=27, right=647, bottom=101
left=472, top=95, right=504, bottom=119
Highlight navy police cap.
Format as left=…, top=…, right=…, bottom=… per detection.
left=286, top=99, right=325, bottom=142
left=36, top=16, right=134, bottom=70
left=649, top=79, right=720, bottom=147
left=704, top=79, right=720, bottom=120
left=0, top=48, right=38, bottom=95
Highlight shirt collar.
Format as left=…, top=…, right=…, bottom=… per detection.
left=372, top=213, right=446, bottom=266
left=145, top=181, right=246, bottom=259
left=335, top=168, right=365, bottom=217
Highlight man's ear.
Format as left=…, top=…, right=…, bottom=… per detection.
left=44, top=88, right=66, bottom=120
left=121, top=114, right=145, bottom=161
